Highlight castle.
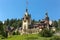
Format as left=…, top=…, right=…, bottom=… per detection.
left=21, top=8, right=53, bottom=34
left=5, top=0, right=55, bottom=36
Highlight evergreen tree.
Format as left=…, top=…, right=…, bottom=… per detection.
left=53, top=20, right=58, bottom=28
left=0, top=21, right=4, bottom=35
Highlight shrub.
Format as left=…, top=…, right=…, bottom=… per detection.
left=2, top=31, right=8, bottom=38
left=13, top=31, right=20, bottom=35
left=39, top=28, right=53, bottom=37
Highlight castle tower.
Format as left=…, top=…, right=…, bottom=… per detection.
left=21, top=0, right=31, bottom=34
left=22, top=9, right=31, bottom=34
left=45, top=12, right=50, bottom=29
left=44, top=11, right=49, bottom=23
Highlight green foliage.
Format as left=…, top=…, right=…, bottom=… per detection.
left=0, top=21, right=8, bottom=38
left=12, top=23, right=17, bottom=28
left=4, top=19, right=10, bottom=26
left=58, top=19, right=60, bottom=28
left=50, top=36, right=60, bottom=40
left=23, top=34, right=39, bottom=40
left=31, top=19, right=39, bottom=24
left=53, top=20, right=58, bottom=28
left=0, top=34, right=50, bottom=40
left=26, top=37, right=38, bottom=40
left=0, top=21, right=4, bottom=34
left=13, top=31, right=20, bottom=35
left=4, top=18, right=22, bottom=28
left=2, top=31, right=8, bottom=38
left=39, top=28, right=53, bottom=37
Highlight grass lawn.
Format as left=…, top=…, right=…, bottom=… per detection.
left=0, top=34, right=51, bottom=40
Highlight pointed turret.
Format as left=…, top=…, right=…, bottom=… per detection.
left=22, top=0, right=31, bottom=34
left=45, top=12, right=49, bottom=21
left=25, top=8, right=28, bottom=16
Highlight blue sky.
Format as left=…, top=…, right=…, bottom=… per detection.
left=0, top=0, right=60, bottom=21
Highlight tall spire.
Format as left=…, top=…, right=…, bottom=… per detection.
left=45, top=11, right=49, bottom=21
left=45, top=12, right=48, bottom=17
left=26, top=0, right=28, bottom=12
left=45, top=10, right=48, bottom=17
left=25, top=0, right=28, bottom=15
left=26, top=0, right=28, bottom=9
